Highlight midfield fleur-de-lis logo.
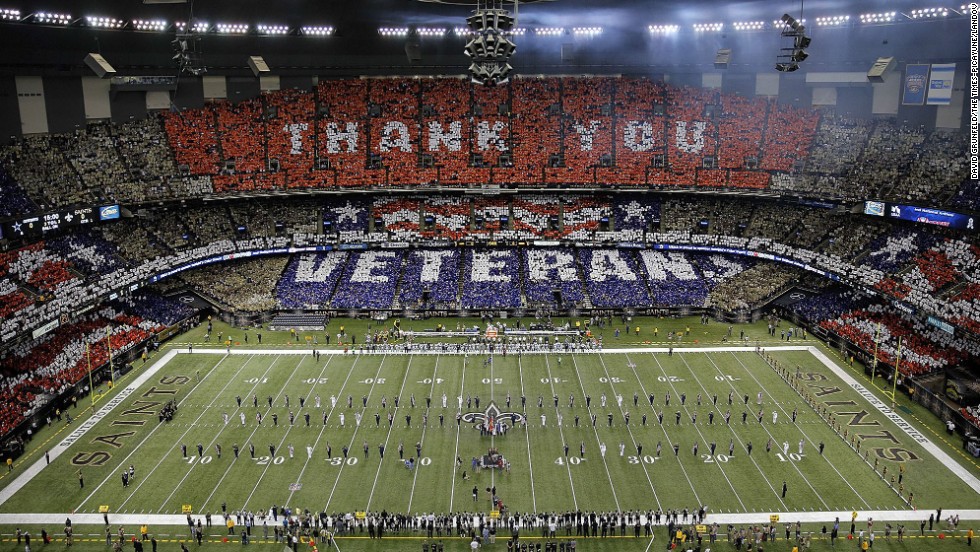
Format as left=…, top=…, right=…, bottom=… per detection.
left=461, top=401, right=525, bottom=430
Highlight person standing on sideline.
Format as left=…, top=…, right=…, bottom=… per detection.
left=782, top=481, right=788, bottom=498
left=77, top=469, right=84, bottom=488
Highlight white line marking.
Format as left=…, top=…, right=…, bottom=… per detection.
left=804, top=346, right=980, bottom=494
left=650, top=353, right=747, bottom=511
left=283, top=354, right=356, bottom=507
left=516, top=355, right=537, bottom=512
left=406, top=357, right=440, bottom=512
left=323, top=354, right=392, bottom=511
left=589, top=354, right=662, bottom=510
left=542, top=354, right=579, bottom=511
left=173, top=354, right=303, bottom=512
left=362, top=355, right=416, bottom=511
left=566, top=355, right=621, bottom=511
left=448, top=356, right=468, bottom=512
left=622, top=352, right=701, bottom=505
left=721, top=351, right=870, bottom=509
left=674, top=353, right=787, bottom=509
left=228, top=354, right=335, bottom=510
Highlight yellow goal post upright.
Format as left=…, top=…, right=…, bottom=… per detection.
left=86, top=342, right=96, bottom=409
left=870, top=322, right=881, bottom=384
left=106, top=326, right=115, bottom=389
left=891, top=336, right=902, bottom=407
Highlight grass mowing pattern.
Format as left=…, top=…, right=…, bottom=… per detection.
left=1, top=347, right=976, bottom=518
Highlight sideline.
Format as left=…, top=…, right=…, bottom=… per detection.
left=0, top=350, right=179, bottom=507
left=804, top=346, right=980, bottom=495
left=179, top=346, right=787, bottom=356
left=3, top=345, right=977, bottom=520
left=1, top=509, right=980, bottom=527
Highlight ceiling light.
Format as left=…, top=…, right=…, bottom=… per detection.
left=257, top=24, right=290, bottom=35
left=572, top=26, right=602, bottom=36
left=693, top=22, right=724, bottom=32
left=379, top=27, right=409, bottom=36
left=86, top=16, right=125, bottom=29
left=1, top=8, right=21, bottom=21
left=133, top=19, right=167, bottom=31
left=34, top=12, right=72, bottom=25
left=733, top=21, right=765, bottom=30
left=774, top=17, right=806, bottom=28
left=859, top=12, right=897, bottom=23
left=815, top=15, right=850, bottom=26
left=177, top=21, right=210, bottom=33
left=301, top=25, right=334, bottom=36
left=648, top=24, right=679, bottom=34
left=216, top=23, right=249, bottom=34
left=417, top=27, right=446, bottom=36
left=907, top=7, right=949, bottom=18
left=534, top=27, right=564, bottom=36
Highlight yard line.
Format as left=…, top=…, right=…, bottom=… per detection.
left=542, top=354, right=579, bottom=511
left=448, top=355, right=469, bottom=512
left=406, top=356, right=441, bottom=513
left=281, top=354, right=358, bottom=507
left=589, top=354, right=662, bottom=511
left=622, top=353, right=701, bottom=505
left=723, top=351, right=866, bottom=509
left=489, top=354, right=495, bottom=499
left=363, top=354, right=416, bottom=511
left=565, top=355, right=621, bottom=512
left=323, top=354, right=391, bottom=512
left=649, top=353, right=747, bottom=511
left=515, top=355, right=537, bottom=512
left=164, top=354, right=307, bottom=513
left=673, top=353, right=787, bottom=509
left=74, top=352, right=238, bottom=512
left=212, top=353, right=338, bottom=510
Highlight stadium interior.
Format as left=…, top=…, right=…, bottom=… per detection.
left=0, top=0, right=977, bottom=549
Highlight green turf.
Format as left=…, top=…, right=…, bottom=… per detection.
left=2, top=342, right=976, bottom=518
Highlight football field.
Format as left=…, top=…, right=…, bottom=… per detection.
left=3, top=344, right=978, bottom=523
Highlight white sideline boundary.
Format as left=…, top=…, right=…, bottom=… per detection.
left=1, top=509, right=980, bottom=527
left=1, top=345, right=978, bottom=523
left=805, top=346, right=980, bottom=495
left=0, top=349, right=181, bottom=507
